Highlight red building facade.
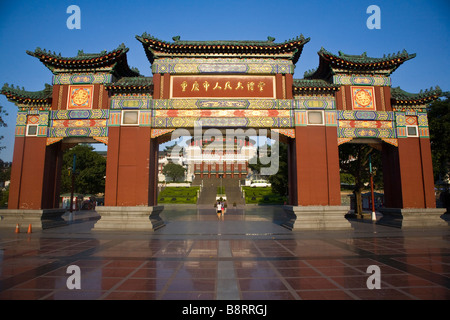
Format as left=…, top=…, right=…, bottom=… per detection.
left=1, top=34, right=445, bottom=230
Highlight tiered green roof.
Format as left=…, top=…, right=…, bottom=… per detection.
left=293, top=79, right=339, bottom=94
left=1, top=83, right=53, bottom=109
left=390, top=86, right=442, bottom=107
left=306, top=48, right=416, bottom=80
left=105, top=76, right=153, bottom=93
left=136, top=33, right=310, bottom=64
left=26, top=44, right=140, bottom=77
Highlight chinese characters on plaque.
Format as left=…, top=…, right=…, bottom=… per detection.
left=170, top=75, right=275, bottom=99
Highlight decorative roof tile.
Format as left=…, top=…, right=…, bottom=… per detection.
left=306, top=48, right=416, bottom=79
left=136, top=33, right=310, bottom=64
left=293, top=79, right=340, bottom=93
left=26, top=44, right=140, bottom=77
left=390, top=86, right=442, bottom=105
left=1, top=83, right=52, bottom=108
left=105, top=76, right=153, bottom=93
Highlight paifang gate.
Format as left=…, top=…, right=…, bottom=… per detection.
left=1, top=33, right=446, bottom=230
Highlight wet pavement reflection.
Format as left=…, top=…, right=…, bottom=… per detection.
left=0, top=205, right=449, bottom=300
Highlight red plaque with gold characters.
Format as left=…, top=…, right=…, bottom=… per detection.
left=170, top=75, right=276, bottom=99
left=351, top=86, right=376, bottom=111
left=67, top=85, right=94, bottom=109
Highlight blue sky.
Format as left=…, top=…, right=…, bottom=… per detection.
left=0, top=0, right=449, bottom=162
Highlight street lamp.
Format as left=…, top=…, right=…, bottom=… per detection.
left=69, top=154, right=76, bottom=222
left=369, top=154, right=376, bottom=221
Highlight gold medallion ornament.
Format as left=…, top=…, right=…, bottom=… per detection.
left=354, top=89, right=372, bottom=107
left=72, top=88, right=89, bottom=106
left=67, top=85, right=94, bottom=109
left=351, top=86, right=376, bottom=111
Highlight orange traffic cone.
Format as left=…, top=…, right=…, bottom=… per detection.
left=27, top=224, right=32, bottom=234
left=15, top=224, right=20, bottom=233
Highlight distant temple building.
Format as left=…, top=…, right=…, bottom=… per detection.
left=158, top=137, right=257, bottom=182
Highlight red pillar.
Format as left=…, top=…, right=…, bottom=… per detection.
left=8, top=137, right=61, bottom=210
left=287, top=138, right=297, bottom=205
left=382, top=138, right=436, bottom=209
left=293, top=126, right=341, bottom=206
left=105, top=126, right=155, bottom=206
left=399, top=138, right=435, bottom=208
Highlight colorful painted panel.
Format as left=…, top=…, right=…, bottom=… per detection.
left=338, top=120, right=393, bottom=129
left=333, top=75, right=391, bottom=86
left=67, top=85, right=94, bottom=110
left=108, top=110, right=121, bottom=126
left=271, top=128, right=295, bottom=138
left=351, top=86, right=376, bottom=111
left=151, top=128, right=175, bottom=138
left=48, top=127, right=108, bottom=138
left=153, top=109, right=291, bottom=118
left=405, top=116, right=418, bottom=125
left=325, top=110, right=337, bottom=126
left=152, top=117, right=292, bottom=128
left=139, top=110, right=152, bottom=126
left=53, top=73, right=112, bottom=85
left=152, top=58, right=294, bottom=74
left=51, top=119, right=107, bottom=128
left=170, top=75, right=276, bottom=99
left=151, top=99, right=294, bottom=110
left=294, top=110, right=307, bottom=126
left=51, top=109, right=109, bottom=120
left=294, top=96, right=335, bottom=109
left=27, top=115, right=40, bottom=124
left=16, top=112, right=27, bottom=127
left=337, top=127, right=396, bottom=139
left=111, top=95, right=151, bottom=109
left=337, top=110, right=394, bottom=121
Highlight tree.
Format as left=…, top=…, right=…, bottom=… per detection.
left=60, top=144, right=106, bottom=195
left=162, top=162, right=186, bottom=182
left=248, top=141, right=289, bottom=197
left=339, top=143, right=382, bottom=215
left=0, top=104, right=8, bottom=151
left=428, top=94, right=450, bottom=183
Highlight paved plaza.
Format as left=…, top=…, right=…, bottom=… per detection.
left=0, top=205, right=449, bottom=301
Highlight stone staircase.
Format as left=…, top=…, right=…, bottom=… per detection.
left=193, top=177, right=245, bottom=206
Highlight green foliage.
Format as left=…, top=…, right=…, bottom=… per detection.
left=428, top=95, right=450, bottom=182
left=0, top=188, right=8, bottom=207
left=158, top=186, right=199, bottom=204
left=217, top=186, right=225, bottom=194
left=0, top=159, right=11, bottom=183
left=242, top=186, right=287, bottom=204
left=248, top=141, right=288, bottom=197
left=339, top=143, right=382, bottom=214
left=0, top=104, right=8, bottom=151
left=162, top=162, right=186, bottom=182
left=60, top=144, right=106, bottom=195
left=340, top=172, right=355, bottom=186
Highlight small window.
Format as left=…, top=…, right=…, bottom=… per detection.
left=26, top=124, right=38, bottom=136
left=307, top=110, right=324, bottom=125
left=121, top=110, right=140, bottom=125
left=406, top=125, right=418, bottom=137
